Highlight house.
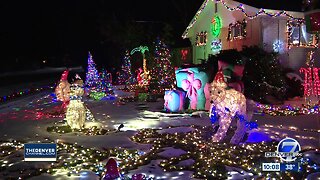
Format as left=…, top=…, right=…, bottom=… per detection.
left=182, top=0, right=320, bottom=71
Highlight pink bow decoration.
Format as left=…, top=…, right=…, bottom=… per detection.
left=181, top=73, right=202, bottom=109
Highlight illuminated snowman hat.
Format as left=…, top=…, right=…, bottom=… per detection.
left=214, top=71, right=226, bottom=83
left=60, top=69, right=69, bottom=81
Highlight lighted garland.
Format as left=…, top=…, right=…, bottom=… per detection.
left=287, top=20, right=319, bottom=49
left=182, top=0, right=304, bottom=39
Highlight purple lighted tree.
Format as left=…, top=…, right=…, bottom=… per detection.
left=85, top=51, right=101, bottom=91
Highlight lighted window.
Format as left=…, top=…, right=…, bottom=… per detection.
left=227, top=19, right=247, bottom=41
left=287, top=20, right=319, bottom=48
left=196, top=31, right=207, bottom=46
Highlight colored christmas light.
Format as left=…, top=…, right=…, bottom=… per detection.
left=130, top=46, right=150, bottom=86
left=227, top=19, right=247, bottom=41
left=287, top=20, right=319, bottom=49
left=149, top=38, right=175, bottom=94
left=182, top=0, right=304, bottom=39
left=117, top=50, right=135, bottom=85
left=180, top=49, right=189, bottom=61
left=85, top=51, right=102, bottom=92
left=196, top=31, right=207, bottom=46
left=99, top=68, right=113, bottom=95
left=300, top=67, right=320, bottom=96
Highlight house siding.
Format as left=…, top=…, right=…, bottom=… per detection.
left=185, top=0, right=316, bottom=72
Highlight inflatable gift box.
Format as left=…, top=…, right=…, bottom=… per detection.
left=164, top=90, right=186, bottom=112
left=175, top=67, right=209, bottom=110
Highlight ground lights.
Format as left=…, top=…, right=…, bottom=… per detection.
left=1, top=125, right=318, bottom=179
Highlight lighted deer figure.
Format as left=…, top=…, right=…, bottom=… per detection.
left=210, top=71, right=247, bottom=144
left=131, top=46, right=150, bottom=85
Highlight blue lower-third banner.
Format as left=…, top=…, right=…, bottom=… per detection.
left=24, top=143, right=57, bottom=161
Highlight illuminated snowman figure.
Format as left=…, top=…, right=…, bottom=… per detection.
left=210, top=71, right=247, bottom=144
left=65, top=75, right=86, bottom=129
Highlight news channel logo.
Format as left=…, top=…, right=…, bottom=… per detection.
left=24, top=143, right=57, bottom=161
left=265, top=137, right=302, bottom=162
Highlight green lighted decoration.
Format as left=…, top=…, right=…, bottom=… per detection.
left=130, top=46, right=149, bottom=59
left=211, top=15, right=222, bottom=37
left=130, top=46, right=150, bottom=86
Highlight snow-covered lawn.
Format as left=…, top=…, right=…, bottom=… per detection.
left=0, top=84, right=319, bottom=179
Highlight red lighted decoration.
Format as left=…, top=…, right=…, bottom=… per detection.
left=306, top=11, right=320, bottom=33
left=102, top=158, right=120, bottom=180
left=300, top=67, right=320, bottom=96
left=181, top=49, right=189, bottom=61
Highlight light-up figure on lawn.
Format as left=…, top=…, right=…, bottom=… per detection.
left=65, top=75, right=86, bottom=129
left=210, top=71, right=247, bottom=144
left=131, top=46, right=150, bottom=86
left=55, top=69, right=71, bottom=111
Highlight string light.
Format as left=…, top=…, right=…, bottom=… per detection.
left=85, top=52, right=102, bottom=93
left=0, top=85, right=55, bottom=104
left=117, top=50, right=135, bottom=85
left=300, top=67, right=320, bottom=96
left=130, top=46, right=150, bottom=87
left=227, top=19, right=247, bottom=41
left=286, top=20, right=319, bottom=49
left=182, top=0, right=304, bottom=39
left=196, top=31, right=207, bottom=46
left=256, top=103, right=319, bottom=116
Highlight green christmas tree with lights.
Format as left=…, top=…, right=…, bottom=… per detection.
left=85, top=51, right=102, bottom=92
left=149, top=37, right=175, bottom=94
left=117, top=50, right=135, bottom=85
left=100, top=68, right=113, bottom=94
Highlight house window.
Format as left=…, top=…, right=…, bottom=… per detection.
left=196, top=31, right=207, bottom=46
left=227, top=19, right=247, bottom=41
left=287, top=20, right=319, bottom=48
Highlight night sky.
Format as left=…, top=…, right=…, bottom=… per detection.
left=0, top=0, right=303, bottom=72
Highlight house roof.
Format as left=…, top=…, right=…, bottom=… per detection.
left=182, top=0, right=305, bottom=39
left=237, top=0, right=303, bottom=12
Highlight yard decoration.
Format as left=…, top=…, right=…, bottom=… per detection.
left=210, top=71, right=247, bottom=144
left=164, top=90, right=186, bottom=112
left=175, top=67, right=209, bottom=110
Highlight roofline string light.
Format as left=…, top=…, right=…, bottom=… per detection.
left=182, top=0, right=304, bottom=39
